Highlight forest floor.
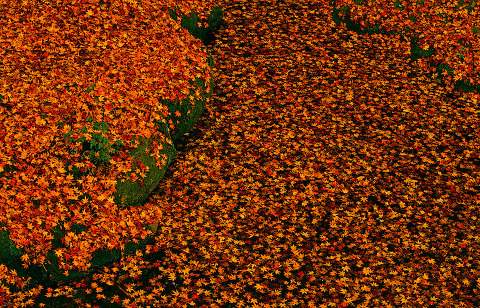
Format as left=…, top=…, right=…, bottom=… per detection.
left=144, top=0, right=479, bottom=306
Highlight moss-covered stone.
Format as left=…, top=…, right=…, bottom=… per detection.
left=0, top=66, right=215, bottom=297
left=114, top=134, right=177, bottom=207
left=0, top=5, right=221, bottom=301
left=0, top=223, right=160, bottom=289
left=330, top=1, right=398, bottom=35
left=111, top=74, right=213, bottom=207
left=169, top=6, right=224, bottom=44
left=161, top=77, right=212, bottom=142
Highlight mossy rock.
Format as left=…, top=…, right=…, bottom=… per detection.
left=62, top=77, right=212, bottom=207
left=330, top=1, right=480, bottom=93
left=0, top=74, right=214, bottom=290
left=0, top=5, right=220, bottom=300
left=109, top=75, right=213, bottom=207
left=330, top=1, right=397, bottom=35
left=169, top=6, right=224, bottom=44
left=161, top=76, right=213, bottom=143
left=114, top=133, right=177, bottom=207
left=0, top=225, right=160, bottom=291
left=410, top=35, right=435, bottom=61
left=62, top=116, right=176, bottom=208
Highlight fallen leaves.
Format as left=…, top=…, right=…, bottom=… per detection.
left=1, top=0, right=480, bottom=306
left=0, top=0, right=215, bottom=289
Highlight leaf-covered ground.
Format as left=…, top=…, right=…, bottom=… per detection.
left=138, top=0, right=479, bottom=306
left=3, top=0, right=480, bottom=306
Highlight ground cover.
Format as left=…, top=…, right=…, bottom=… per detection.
left=332, top=0, right=480, bottom=92
left=1, top=0, right=479, bottom=306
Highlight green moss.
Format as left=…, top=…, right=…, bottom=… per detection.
left=394, top=0, right=404, bottom=10
left=84, top=83, right=96, bottom=93
left=91, top=248, right=121, bottom=268
left=455, top=78, right=480, bottom=93
left=0, top=229, right=22, bottom=269
left=0, top=163, right=18, bottom=179
left=51, top=222, right=88, bottom=250
left=0, top=229, right=80, bottom=287
left=0, top=214, right=158, bottom=277
left=410, top=36, right=435, bottom=61
left=60, top=77, right=213, bottom=208
left=170, top=6, right=224, bottom=44
left=114, top=74, right=213, bottom=207
left=162, top=77, right=209, bottom=142
left=114, top=134, right=176, bottom=207
left=330, top=2, right=398, bottom=35
left=330, top=0, right=480, bottom=94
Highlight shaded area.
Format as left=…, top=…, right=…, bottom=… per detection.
left=141, top=0, right=479, bottom=306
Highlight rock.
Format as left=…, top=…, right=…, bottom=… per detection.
left=0, top=0, right=218, bottom=290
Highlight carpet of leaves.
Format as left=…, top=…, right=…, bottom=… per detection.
left=0, top=0, right=215, bottom=304
left=335, top=0, right=480, bottom=89
left=0, top=0, right=219, bottom=270
left=2, top=0, right=480, bottom=306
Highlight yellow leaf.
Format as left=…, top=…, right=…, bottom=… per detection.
left=361, top=285, right=371, bottom=292
left=346, top=90, right=354, bottom=101
left=55, top=249, right=63, bottom=257
left=254, top=283, right=264, bottom=290
left=21, top=254, right=30, bottom=262
left=35, top=117, right=46, bottom=125
left=181, top=267, right=190, bottom=276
